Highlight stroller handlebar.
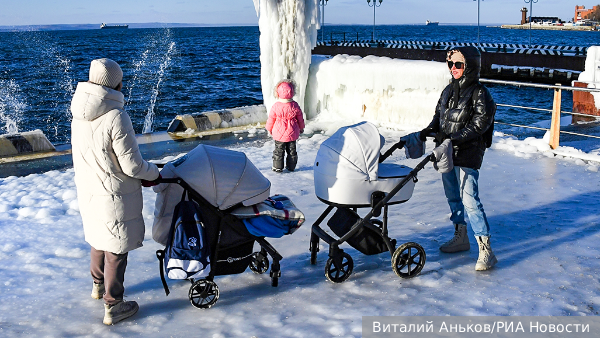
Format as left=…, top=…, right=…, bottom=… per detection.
left=150, top=161, right=166, bottom=169
left=378, top=132, right=437, bottom=163
left=155, top=177, right=181, bottom=184
left=379, top=140, right=405, bottom=163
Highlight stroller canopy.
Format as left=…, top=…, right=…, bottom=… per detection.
left=314, top=121, right=385, bottom=182
left=168, top=144, right=271, bottom=210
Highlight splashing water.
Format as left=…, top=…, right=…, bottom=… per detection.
left=13, top=30, right=75, bottom=141
left=125, top=49, right=149, bottom=109
left=57, top=57, right=75, bottom=114
left=143, top=41, right=176, bottom=134
left=0, top=80, right=26, bottom=135
left=123, top=27, right=177, bottom=134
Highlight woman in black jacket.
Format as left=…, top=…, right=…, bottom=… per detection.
left=420, top=46, right=497, bottom=271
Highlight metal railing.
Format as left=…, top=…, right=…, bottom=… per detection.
left=480, top=78, right=600, bottom=149
left=317, top=38, right=589, bottom=56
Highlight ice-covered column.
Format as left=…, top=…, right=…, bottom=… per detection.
left=253, top=0, right=319, bottom=114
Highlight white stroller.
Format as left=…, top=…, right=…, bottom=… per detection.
left=310, top=121, right=432, bottom=283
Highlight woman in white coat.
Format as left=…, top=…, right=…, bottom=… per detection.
left=70, top=58, right=159, bottom=325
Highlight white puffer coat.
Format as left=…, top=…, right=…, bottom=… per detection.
left=71, top=82, right=159, bottom=254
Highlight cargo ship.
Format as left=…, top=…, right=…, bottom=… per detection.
left=425, top=20, right=439, bottom=26
left=100, top=23, right=128, bottom=29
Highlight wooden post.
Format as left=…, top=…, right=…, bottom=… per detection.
left=549, top=84, right=562, bottom=149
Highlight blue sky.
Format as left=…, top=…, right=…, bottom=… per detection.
left=0, top=0, right=588, bottom=26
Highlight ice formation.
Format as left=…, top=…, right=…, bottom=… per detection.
left=576, top=45, right=600, bottom=110
left=304, top=54, right=452, bottom=131
left=219, top=105, right=268, bottom=128
left=253, top=0, right=320, bottom=114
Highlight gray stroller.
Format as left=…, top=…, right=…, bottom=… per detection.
left=153, top=145, right=300, bottom=308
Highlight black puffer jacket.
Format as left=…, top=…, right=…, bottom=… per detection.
left=425, top=46, right=496, bottom=169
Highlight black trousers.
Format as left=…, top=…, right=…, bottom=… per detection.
left=273, top=140, right=298, bottom=171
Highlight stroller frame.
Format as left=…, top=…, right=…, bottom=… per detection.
left=309, top=141, right=433, bottom=283
left=157, top=177, right=283, bottom=308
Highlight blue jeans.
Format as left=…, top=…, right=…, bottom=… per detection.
left=441, top=166, right=490, bottom=237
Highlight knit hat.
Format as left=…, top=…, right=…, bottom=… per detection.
left=275, top=80, right=295, bottom=100
left=89, top=58, right=123, bottom=89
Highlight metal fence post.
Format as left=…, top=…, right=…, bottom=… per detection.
left=549, top=83, right=562, bottom=149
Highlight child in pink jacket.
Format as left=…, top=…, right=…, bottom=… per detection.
left=266, top=80, right=305, bottom=172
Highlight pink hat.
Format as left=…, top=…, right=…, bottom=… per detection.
left=276, top=81, right=294, bottom=100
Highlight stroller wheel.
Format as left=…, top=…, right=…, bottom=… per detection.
left=392, top=242, right=426, bottom=279
left=325, top=252, right=354, bottom=283
left=249, top=252, right=269, bottom=274
left=188, top=279, right=220, bottom=309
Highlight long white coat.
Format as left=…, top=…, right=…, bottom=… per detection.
left=70, top=82, right=159, bottom=254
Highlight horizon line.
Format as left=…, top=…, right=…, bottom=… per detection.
left=0, top=22, right=517, bottom=27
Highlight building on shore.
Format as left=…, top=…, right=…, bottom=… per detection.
left=520, top=7, right=563, bottom=25
left=575, top=5, right=599, bottom=23
left=507, top=5, right=597, bottom=31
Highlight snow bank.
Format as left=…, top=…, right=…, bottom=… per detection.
left=491, top=131, right=600, bottom=171
left=304, top=54, right=451, bottom=134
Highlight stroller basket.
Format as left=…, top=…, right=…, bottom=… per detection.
left=156, top=177, right=283, bottom=309
left=328, top=208, right=388, bottom=256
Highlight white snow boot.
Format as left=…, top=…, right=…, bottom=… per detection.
left=439, top=224, right=470, bottom=253
left=475, top=236, right=498, bottom=271
left=103, top=300, right=139, bottom=325
left=91, top=282, right=105, bottom=300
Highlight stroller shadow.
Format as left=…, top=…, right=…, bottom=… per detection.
left=137, top=298, right=193, bottom=317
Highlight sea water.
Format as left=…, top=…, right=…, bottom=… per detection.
left=0, top=25, right=597, bottom=145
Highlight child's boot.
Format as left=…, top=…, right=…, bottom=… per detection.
left=286, top=155, right=298, bottom=171
left=272, top=157, right=284, bottom=172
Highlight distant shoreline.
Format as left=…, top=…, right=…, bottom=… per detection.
left=0, top=22, right=520, bottom=32
left=501, top=24, right=596, bottom=31
left=2, top=22, right=594, bottom=33
left=0, top=23, right=259, bottom=32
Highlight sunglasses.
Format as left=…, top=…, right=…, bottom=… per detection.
left=447, top=61, right=464, bottom=70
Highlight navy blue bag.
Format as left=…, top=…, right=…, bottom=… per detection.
left=156, top=190, right=210, bottom=296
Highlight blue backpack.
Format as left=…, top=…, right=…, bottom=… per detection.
left=156, top=191, right=210, bottom=296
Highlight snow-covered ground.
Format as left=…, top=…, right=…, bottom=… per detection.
left=0, top=123, right=599, bottom=337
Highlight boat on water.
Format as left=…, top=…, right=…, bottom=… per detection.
left=100, top=23, right=128, bottom=29
left=425, top=20, right=439, bottom=26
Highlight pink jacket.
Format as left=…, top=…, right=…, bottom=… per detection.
left=266, top=100, right=305, bottom=142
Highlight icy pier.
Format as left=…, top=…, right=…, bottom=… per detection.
left=312, top=40, right=587, bottom=85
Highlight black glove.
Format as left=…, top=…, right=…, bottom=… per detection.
left=435, top=131, right=448, bottom=145
left=142, top=174, right=162, bottom=187
left=419, top=128, right=434, bottom=141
